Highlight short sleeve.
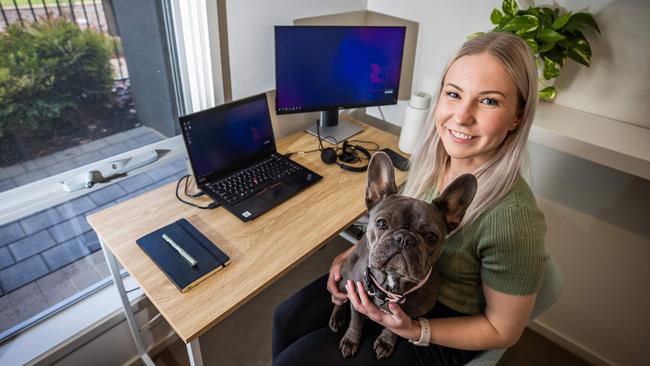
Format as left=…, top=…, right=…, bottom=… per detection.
left=476, top=203, right=547, bottom=295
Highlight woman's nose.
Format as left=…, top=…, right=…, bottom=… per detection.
left=453, top=102, right=474, bottom=125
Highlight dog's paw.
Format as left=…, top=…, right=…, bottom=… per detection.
left=340, top=337, right=359, bottom=358
left=373, top=335, right=396, bottom=359
left=329, top=306, right=347, bottom=333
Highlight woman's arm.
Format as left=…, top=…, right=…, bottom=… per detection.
left=346, top=281, right=536, bottom=350
left=327, top=245, right=356, bottom=305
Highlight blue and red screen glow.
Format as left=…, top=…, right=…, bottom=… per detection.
left=274, top=26, right=406, bottom=114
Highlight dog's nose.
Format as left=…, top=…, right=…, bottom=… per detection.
left=393, top=230, right=416, bottom=248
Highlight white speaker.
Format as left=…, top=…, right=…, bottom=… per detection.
left=399, top=92, right=432, bottom=154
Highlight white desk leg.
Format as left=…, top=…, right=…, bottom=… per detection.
left=187, top=338, right=204, bottom=366
left=100, top=237, right=155, bottom=366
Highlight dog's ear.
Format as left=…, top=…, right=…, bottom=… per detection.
left=432, top=174, right=477, bottom=233
left=365, top=152, right=398, bottom=210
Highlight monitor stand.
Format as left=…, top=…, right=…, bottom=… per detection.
left=306, top=109, right=363, bottom=145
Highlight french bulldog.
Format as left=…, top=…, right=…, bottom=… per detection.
left=329, top=152, right=477, bottom=359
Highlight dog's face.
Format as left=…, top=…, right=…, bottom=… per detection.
left=364, top=152, right=477, bottom=295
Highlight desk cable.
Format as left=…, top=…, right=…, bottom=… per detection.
left=175, top=175, right=221, bottom=209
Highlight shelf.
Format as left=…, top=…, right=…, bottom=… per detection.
left=529, top=102, right=650, bottom=181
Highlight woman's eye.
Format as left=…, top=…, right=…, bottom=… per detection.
left=376, top=219, right=388, bottom=230
left=480, top=97, right=499, bottom=106
left=424, top=232, right=438, bottom=242
left=446, top=91, right=460, bottom=99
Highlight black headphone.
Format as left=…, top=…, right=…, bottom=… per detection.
left=320, top=140, right=371, bottom=172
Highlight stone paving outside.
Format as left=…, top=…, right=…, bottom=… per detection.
left=0, top=127, right=189, bottom=334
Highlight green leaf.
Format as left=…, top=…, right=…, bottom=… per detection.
left=467, top=32, right=484, bottom=40
left=539, top=41, right=555, bottom=53
left=543, top=56, right=561, bottom=79
left=490, top=9, right=504, bottom=25
left=539, top=29, right=566, bottom=43
left=539, top=86, right=557, bottom=101
left=502, top=0, right=519, bottom=17
left=502, top=15, right=539, bottom=33
left=567, top=39, right=592, bottom=66
left=524, top=39, right=538, bottom=54
left=564, top=12, right=601, bottom=34
left=543, top=48, right=568, bottom=67
left=552, top=12, right=572, bottom=30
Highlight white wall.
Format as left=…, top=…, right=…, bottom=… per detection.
left=226, top=0, right=368, bottom=100
left=366, top=1, right=650, bottom=365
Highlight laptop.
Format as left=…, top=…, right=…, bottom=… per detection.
left=179, top=93, right=322, bottom=222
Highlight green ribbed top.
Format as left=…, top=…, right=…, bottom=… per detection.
left=426, top=175, right=548, bottom=315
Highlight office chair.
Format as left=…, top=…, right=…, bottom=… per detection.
left=465, top=255, right=563, bottom=366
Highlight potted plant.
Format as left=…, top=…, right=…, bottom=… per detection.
left=471, top=0, right=601, bottom=101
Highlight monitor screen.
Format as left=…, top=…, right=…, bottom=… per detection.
left=179, top=94, right=275, bottom=182
left=274, top=26, right=406, bottom=115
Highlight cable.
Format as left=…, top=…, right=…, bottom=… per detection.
left=175, top=175, right=220, bottom=209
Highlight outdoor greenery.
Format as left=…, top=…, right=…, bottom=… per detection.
left=472, top=0, right=601, bottom=101
left=0, top=18, right=113, bottom=141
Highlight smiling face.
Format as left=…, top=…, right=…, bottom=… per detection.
left=434, top=52, right=521, bottom=170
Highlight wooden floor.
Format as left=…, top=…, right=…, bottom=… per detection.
left=150, top=327, right=593, bottom=366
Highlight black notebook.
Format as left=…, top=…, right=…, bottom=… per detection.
left=136, top=218, right=230, bottom=292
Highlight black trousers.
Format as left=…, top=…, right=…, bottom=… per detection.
left=272, top=274, right=481, bottom=366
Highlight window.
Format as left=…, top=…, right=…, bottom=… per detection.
left=0, top=0, right=222, bottom=341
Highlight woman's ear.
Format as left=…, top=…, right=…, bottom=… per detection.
left=509, top=117, right=520, bottom=131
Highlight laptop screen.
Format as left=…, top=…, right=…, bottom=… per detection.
left=180, top=94, right=276, bottom=183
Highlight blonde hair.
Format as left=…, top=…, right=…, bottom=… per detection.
left=401, top=32, right=538, bottom=228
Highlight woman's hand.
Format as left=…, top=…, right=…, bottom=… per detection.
left=346, top=280, right=420, bottom=341
left=327, top=246, right=355, bottom=305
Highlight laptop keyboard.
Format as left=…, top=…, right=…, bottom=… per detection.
left=207, top=154, right=302, bottom=205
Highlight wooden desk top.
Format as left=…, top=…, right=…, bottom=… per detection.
left=86, top=119, right=407, bottom=343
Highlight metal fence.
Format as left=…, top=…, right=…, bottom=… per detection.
left=0, top=0, right=125, bottom=79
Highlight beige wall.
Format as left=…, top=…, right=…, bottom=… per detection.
left=367, top=0, right=650, bottom=365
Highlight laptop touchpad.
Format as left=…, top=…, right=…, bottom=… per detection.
left=253, top=182, right=295, bottom=204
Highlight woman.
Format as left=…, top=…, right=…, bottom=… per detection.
left=272, top=31, right=547, bottom=366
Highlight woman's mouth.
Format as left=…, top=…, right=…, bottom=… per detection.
left=447, top=128, right=477, bottom=143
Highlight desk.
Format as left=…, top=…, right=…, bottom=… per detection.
left=86, top=119, right=407, bottom=366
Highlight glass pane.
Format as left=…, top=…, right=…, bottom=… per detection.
left=0, top=1, right=184, bottom=339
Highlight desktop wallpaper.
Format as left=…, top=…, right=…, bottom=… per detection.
left=182, top=96, right=275, bottom=180
left=275, top=26, right=406, bottom=113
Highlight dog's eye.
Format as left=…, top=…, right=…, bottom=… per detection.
left=376, top=219, right=388, bottom=230
left=424, top=232, right=438, bottom=242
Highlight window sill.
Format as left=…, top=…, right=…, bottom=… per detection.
left=529, top=102, right=650, bottom=181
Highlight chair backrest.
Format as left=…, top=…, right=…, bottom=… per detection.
left=465, top=255, right=563, bottom=366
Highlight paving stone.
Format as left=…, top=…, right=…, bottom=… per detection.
left=72, top=150, right=104, bottom=166
left=87, top=250, right=110, bottom=279
left=8, top=231, right=58, bottom=262
left=122, top=138, right=146, bottom=150
left=5, top=282, right=49, bottom=321
left=0, top=247, right=15, bottom=271
left=55, top=195, right=97, bottom=220
left=22, top=154, right=57, bottom=171
left=0, top=178, right=17, bottom=193
left=44, top=160, right=77, bottom=176
left=60, top=257, right=101, bottom=291
left=134, top=132, right=164, bottom=145
left=42, top=237, right=91, bottom=271
left=51, top=146, right=84, bottom=162
left=0, top=163, right=26, bottom=180
left=13, top=170, right=49, bottom=186
left=78, top=138, right=109, bottom=153
left=0, top=222, right=25, bottom=247
left=83, top=230, right=101, bottom=253
left=0, top=255, right=50, bottom=293
left=146, top=161, right=183, bottom=181
left=118, top=172, right=155, bottom=194
left=99, top=142, right=131, bottom=158
left=36, top=267, right=78, bottom=307
left=0, top=295, right=18, bottom=333
left=87, top=183, right=127, bottom=206
left=48, top=216, right=92, bottom=244
left=104, top=131, right=132, bottom=144
left=124, top=126, right=150, bottom=138
left=19, top=208, right=65, bottom=236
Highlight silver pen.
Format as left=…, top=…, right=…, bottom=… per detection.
left=162, top=234, right=198, bottom=267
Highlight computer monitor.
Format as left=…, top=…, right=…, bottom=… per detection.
left=274, top=25, right=406, bottom=143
